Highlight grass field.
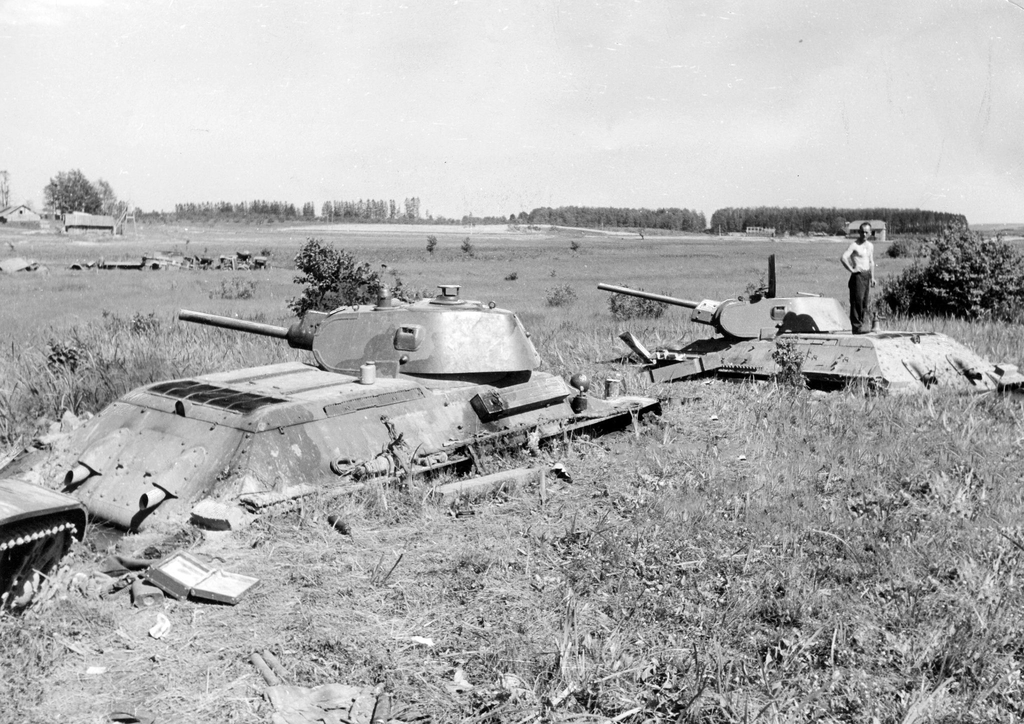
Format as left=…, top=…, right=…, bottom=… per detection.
left=2, top=223, right=1024, bottom=723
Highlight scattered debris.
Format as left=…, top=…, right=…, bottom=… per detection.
left=550, top=463, right=573, bottom=483
left=130, top=579, right=164, bottom=609
left=67, top=251, right=270, bottom=271
left=238, top=483, right=361, bottom=514
left=265, top=683, right=382, bottom=724
left=430, top=467, right=541, bottom=504
left=0, top=257, right=42, bottom=273
left=445, top=669, right=473, bottom=695
left=327, top=514, right=351, bottom=535
left=213, top=251, right=270, bottom=270
left=106, top=706, right=155, bottom=724
left=370, top=693, right=390, bottom=724
left=179, top=251, right=270, bottom=270
left=147, top=612, right=171, bottom=639
left=70, top=255, right=184, bottom=271
left=99, top=554, right=151, bottom=577
left=190, top=499, right=254, bottom=531
left=143, top=551, right=259, bottom=605
left=250, top=651, right=284, bottom=687
left=250, top=649, right=386, bottom=724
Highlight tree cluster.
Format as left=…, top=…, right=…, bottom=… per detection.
left=319, top=197, right=421, bottom=222
left=172, top=200, right=301, bottom=221
left=709, top=206, right=966, bottom=236
left=43, top=169, right=124, bottom=217
left=521, top=206, right=706, bottom=232
left=460, top=213, right=510, bottom=225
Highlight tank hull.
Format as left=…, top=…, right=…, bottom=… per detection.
left=2, top=362, right=659, bottom=531
left=640, top=331, right=1024, bottom=393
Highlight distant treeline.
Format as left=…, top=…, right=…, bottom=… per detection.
left=521, top=206, right=706, bottom=232
left=709, top=207, right=967, bottom=236
left=151, top=200, right=707, bottom=229
left=164, top=198, right=431, bottom=223
left=152, top=201, right=964, bottom=237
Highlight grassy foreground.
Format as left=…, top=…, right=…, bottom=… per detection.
left=2, top=224, right=1024, bottom=722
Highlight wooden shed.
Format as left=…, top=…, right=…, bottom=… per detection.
left=63, top=212, right=115, bottom=234
left=0, top=204, right=42, bottom=228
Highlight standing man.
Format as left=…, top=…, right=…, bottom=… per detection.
left=841, top=222, right=876, bottom=334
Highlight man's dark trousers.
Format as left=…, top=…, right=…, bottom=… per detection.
left=848, top=271, right=871, bottom=334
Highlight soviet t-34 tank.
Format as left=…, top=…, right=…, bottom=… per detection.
left=0, top=285, right=659, bottom=534
left=599, top=256, right=1024, bottom=394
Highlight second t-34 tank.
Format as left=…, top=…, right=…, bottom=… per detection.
left=0, top=285, right=659, bottom=532
left=600, top=256, right=1024, bottom=394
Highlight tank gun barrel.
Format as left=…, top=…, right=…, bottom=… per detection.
left=178, top=309, right=314, bottom=350
left=597, top=283, right=701, bottom=310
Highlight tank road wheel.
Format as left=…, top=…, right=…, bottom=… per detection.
left=0, top=525, right=74, bottom=611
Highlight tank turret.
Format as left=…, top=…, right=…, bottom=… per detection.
left=180, top=284, right=541, bottom=384
left=599, top=256, right=849, bottom=340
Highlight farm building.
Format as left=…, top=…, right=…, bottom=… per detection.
left=63, top=212, right=115, bottom=234
left=847, top=219, right=887, bottom=242
left=745, top=226, right=776, bottom=237
left=0, top=204, right=42, bottom=228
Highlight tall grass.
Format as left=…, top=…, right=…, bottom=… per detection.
left=498, top=383, right=1024, bottom=720
left=0, top=311, right=302, bottom=448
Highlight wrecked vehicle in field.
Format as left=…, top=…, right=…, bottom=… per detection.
left=600, top=256, right=1024, bottom=394
left=0, top=285, right=659, bottom=539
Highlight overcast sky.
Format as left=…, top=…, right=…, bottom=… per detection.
left=2, top=0, right=1021, bottom=223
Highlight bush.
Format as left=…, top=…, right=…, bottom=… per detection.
left=885, top=237, right=928, bottom=259
left=504, top=271, right=519, bottom=281
left=426, top=235, right=437, bottom=254
left=289, top=238, right=409, bottom=317
left=101, top=311, right=162, bottom=335
left=608, top=292, right=666, bottom=321
left=878, top=264, right=928, bottom=317
left=461, top=237, right=474, bottom=257
left=46, top=341, right=85, bottom=372
left=772, top=338, right=806, bottom=388
left=545, top=284, right=577, bottom=307
left=880, top=223, right=1024, bottom=321
left=744, top=275, right=769, bottom=300
left=570, top=239, right=581, bottom=253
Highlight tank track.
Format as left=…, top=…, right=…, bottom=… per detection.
left=0, top=513, right=81, bottom=610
